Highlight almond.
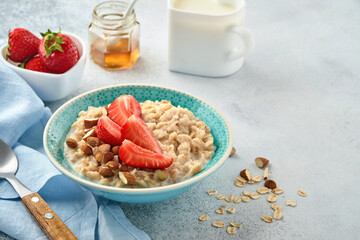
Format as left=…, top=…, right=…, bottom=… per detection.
left=81, top=144, right=93, bottom=156
left=255, top=157, right=269, bottom=168
left=86, top=137, right=100, bottom=147
left=155, top=169, right=169, bottom=181
left=65, top=138, right=77, bottom=148
left=240, top=169, right=251, bottom=181
left=113, top=155, right=119, bottom=163
left=82, top=128, right=96, bottom=140
left=98, top=144, right=111, bottom=154
left=119, top=164, right=129, bottom=172
left=103, top=152, right=114, bottom=164
left=264, top=180, right=277, bottom=189
left=229, top=147, right=236, bottom=157
left=98, top=166, right=114, bottom=177
left=84, top=118, right=99, bottom=129
left=95, top=152, right=104, bottom=164
left=119, top=172, right=137, bottom=185
left=106, top=161, right=120, bottom=170
left=111, top=145, right=120, bottom=155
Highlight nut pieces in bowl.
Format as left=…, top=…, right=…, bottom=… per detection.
left=44, top=85, right=233, bottom=203
left=64, top=94, right=214, bottom=189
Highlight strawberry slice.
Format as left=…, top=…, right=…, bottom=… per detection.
left=96, top=116, right=123, bottom=146
left=121, top=115, right=163, bottom=154
left=119, top=140, right=173, bottom=169
left=108, top=95, right=142, bottom=127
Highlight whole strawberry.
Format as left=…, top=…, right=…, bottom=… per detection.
left=23, top=57, right=52, bottom=73
left=7, top=28, right=40, bottom=62
left=39, top=29, right=79, bottom=73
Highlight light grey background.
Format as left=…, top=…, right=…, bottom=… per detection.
left=1, top=0, right=360, bottom=239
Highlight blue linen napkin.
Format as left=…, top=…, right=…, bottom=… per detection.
left=0, top=41, right=150, bottom=240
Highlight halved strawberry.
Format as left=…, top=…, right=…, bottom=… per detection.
left=108, top=95, right=142, bottom=126
left=96, top=116, right=123, bottom=146
left=121, top=115, right=163, bottom=154
left=119, top=140, right=173, bottom=169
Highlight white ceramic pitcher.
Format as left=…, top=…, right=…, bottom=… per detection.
left=168, top=0, right=254, bottom=77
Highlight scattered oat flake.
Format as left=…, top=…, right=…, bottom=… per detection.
left=248, top=179, right=255, bottom=184
left=230, top=222, right=242, bottom=228
left=249, top=192, right=261, bottom=199
left=261, top=216, right=273, bottom=223
left=273, top=210, right=283, bottom=220
left=227, top=207, right=236, bottom=214
left=286, top=200, right=297, bottom=207
left=221, top=204, right=227, bottom=208
left=267, top=194, right=277, bottom=203
left=225, top=195, right=234, bottom=203
left=229, top=147, right=236, bottom=157
left=227, top=226, right=237, bottom=235
left=271, top=204, right=281, bottom=211
left=212, top=221, right=225, bottom=228
left=257, top=187, right=270, bottom=194
left=242, top=196, right=250, bottom=202
left=198, top=214, right=208, bottom=221
left=234, top=180, right=246, bottom=187
left=272, top=188, right=284, bottom=195
left=297, top=190, right=307, bottom=197
left=216, top=194, right=226, bottom=200
left=252, top=176, right=261, bottom=182
left=215, top=208, right=225, bottom=214
left=233, top=197, right=242, bottom=203
left=207, top=190, right=218, bottom=196
left=236, top=176, right=247, bottom=183
left=242, top=191, right=251, bottom=196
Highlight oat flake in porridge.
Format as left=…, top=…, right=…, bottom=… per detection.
left=64, top=99, right=216, bottom=188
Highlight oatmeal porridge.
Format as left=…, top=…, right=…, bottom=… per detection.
left=64, top=99, right=216, bottom=188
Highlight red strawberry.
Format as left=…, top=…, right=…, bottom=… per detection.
left=39, top=29, right=79, bottom=73
left=108, top=95, right=142, bottom=127
left=7, top=28, right=40, bottom=62
left=119, top=140, right=173, bottom=169
left=122, top=115, right=162, bottom=154
left=23, top=57, right=52, bottom=73
left=96, top=116, right=123, bottom=146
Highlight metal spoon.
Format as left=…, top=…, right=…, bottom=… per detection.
left=0, top=139, right=77, bottom=240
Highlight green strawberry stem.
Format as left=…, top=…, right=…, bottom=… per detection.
left=18, top=56, right=32, bottom=68
left=40, top=29, right=64, bottom=58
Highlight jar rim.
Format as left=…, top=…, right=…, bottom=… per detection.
left=92, top=0, right=136, bottom=31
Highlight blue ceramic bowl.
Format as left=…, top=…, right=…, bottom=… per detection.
left=44, top=85, right=233, bottom=203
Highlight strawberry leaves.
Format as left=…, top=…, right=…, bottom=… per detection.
left=40, top=29, right=65, bottom=58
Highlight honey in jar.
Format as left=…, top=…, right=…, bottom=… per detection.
left=89, top=1, right=140, bottom=70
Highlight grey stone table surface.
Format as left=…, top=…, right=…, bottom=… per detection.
left=1, top=0, right=360, bottom=239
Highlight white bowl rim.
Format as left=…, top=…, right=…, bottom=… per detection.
left=44, top=84, right=233, bottom=194
left=0, top=31, right=86, bottom=77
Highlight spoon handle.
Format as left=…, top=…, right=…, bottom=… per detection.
left=22, top=192, right=77, bottom=240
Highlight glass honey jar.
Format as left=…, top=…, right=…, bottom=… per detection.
left=89, top=1, right=140, bottom=70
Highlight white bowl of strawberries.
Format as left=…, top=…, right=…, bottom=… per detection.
left=0, top=28, right=86, bottom=102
